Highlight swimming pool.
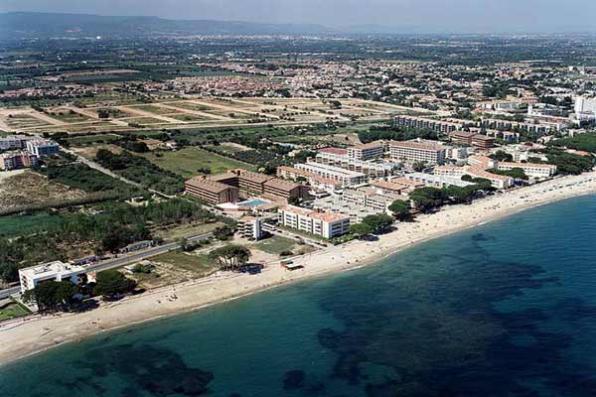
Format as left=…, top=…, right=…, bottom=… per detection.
left=238, top=198, right=269, bottom=208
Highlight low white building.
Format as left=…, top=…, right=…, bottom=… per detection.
left=278, top=205, right=350, bottom=239
left=18, top=261, right=86, bottom=293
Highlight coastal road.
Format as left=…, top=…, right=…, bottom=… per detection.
left=0, top=232, right=213, bottom=299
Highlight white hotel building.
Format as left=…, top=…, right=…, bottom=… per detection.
left=19, top=261, right=86, bottom=293
left=278, top=206, right=350, bottom=239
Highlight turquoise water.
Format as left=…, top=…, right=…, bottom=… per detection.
left=238, top=198, right=269, bottom=208
left=2, top=195, right=596, bottom=396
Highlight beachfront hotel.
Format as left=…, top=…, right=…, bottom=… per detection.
left=434, top=165, right=514, bottom=189
left=18, top=261, right=86, bottom=293
left=278, top=206, right=351, bottom=239
left=389, top=139, right=447, bottom=165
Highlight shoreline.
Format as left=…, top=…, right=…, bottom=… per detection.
left=2, top=172, right=596, bottom=366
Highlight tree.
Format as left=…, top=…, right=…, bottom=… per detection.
left=412, top=161, right=427, bottom=172
left=213, top=225, right=234, bottom=241
left=23, top=281, right=76, bottom=312
left=410, top=187, right=447, bottom=212
left=361, top=214, right=394, bottom=234
left=490, top=150, right=513, bottom=162
left=208, top=245, right=251, bottom=270
left=94, top=270, right=136, bottom=299
left=349, top=222, right=374, bottom=238
left=388, top=200, right=412, bottom=221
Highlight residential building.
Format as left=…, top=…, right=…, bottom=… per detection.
left=278, top=206, right=350, bottom=239
left=394, top=115, right=462, bottom=134
left=347, top=142, right=385, bottom=160
left=434, top=165, right=514, bottom=189
left=185, top=177, right=240, bottom=205
left=276, top=165, right=342, bottom=194
left=209, top=169, right=307, bottom=201
left=0, top=135, right=30, bottom=151
left=263, top=178, right=306, bottom=202
left=0, top=150, right=38, bottom=171
left=496, top=162, right=557, bottom=178
left=238, top=217, right=264, bottom=240
left=19, top=261, right=86, bottom=293
left=405, top=172, right=475, bottom=188
left=25, top=139, right=60, bottom=157
left=389, top=139, right=447, bottom=165
left=295, top=161, right=367, bottom=187
left=314, top=150, right=395, bottom=178
left=448, top=131, right=495, bottom=149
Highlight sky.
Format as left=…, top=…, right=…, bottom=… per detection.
left=1, top=0, right=594, bottom=34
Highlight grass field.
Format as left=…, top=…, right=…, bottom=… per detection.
left=152, top=251, right=216, bottom=276
left=0, top=212, right=65, bottom=237
left=155, top=221, right=223, bottom=242
left=0, top=303, right=30, bottom=322
left=65, top=133, right=122, bottom=145
left=141, top=147, right=254, bottom=177
left=251, top=236, right=298, bottom=255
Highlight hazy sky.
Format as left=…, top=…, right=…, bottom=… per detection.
left=1, top=0, right=594, bottom=33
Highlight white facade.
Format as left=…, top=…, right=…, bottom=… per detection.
left=19, top=261, right=86, bottom=293
left=389, top=139, right=447, bottom=165
left=278, top=206, right=350, bottom=239
left=295, top=161, right=367, bottom=187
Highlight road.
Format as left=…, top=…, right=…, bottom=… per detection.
left=0, top=232, right=212, bottom=299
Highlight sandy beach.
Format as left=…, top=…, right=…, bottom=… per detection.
left=2, top=171, right=596, bottom=366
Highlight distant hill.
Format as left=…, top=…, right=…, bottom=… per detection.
left=0, top=12, right=335, bottom=38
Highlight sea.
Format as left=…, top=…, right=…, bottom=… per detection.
left=1, top=195, right=596, bottom=397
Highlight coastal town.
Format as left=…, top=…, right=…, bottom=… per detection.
left=0, top=16, right=596, bottom=367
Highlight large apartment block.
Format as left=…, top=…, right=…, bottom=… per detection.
left=294, top=161, right=367, bottom=187
left=449, top=131, right=495, bottom=149
left=394, top=115, right=461, bottom=134
left=185, top=177, right=240, bottom=205
left=208, top=169, right=306, bottom=202
left=389, top=139, right=447, bottom=165
left=278, top=205, right=350, bottom=239
left=315, top=149, right=395, bottom=178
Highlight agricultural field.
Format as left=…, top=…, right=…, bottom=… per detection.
left=0, top=98, right=405, bottom=134
left=141, top=147, right=255, bottom=177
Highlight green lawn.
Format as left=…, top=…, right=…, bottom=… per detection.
left=152, top=251, right=216, bottom=276
left=0, top=303, right=30, bottom=322
left=251, top=236, right=297, bottom=255
left=142, top=147, right=254, bottom=178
